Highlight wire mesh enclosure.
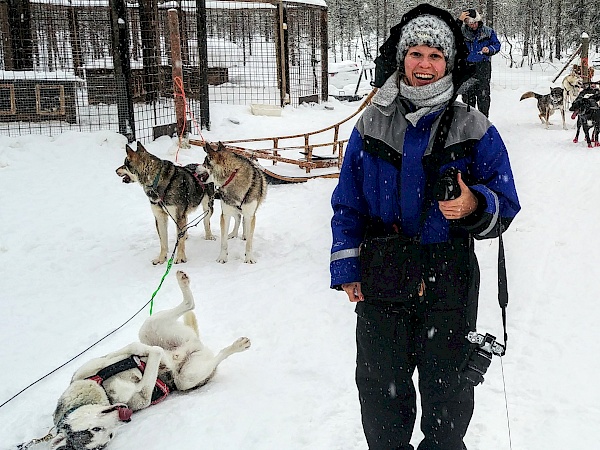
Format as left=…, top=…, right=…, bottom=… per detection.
left=0, top=0, right=328, bottom=142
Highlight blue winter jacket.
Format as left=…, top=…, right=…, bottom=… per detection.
left=330, top=99, right=520, bottom=289
left=462, top=24, right=501, bottom=64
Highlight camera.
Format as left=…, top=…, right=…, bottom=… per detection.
left=461, top=332, right=505, bottom=386
left=433, top=167, right=461, bottom=201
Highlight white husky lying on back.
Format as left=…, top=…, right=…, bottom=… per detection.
left=50, top=271, right=250, bottom=450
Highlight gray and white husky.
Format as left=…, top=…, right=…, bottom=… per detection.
left=198, top=142, right=267, bottom=264
left=50, top=271, right=251, bottom=450
left=116, top=142, right=216, bottom=265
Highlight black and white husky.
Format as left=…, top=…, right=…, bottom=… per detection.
left=50, top=271, right=251, bottom=450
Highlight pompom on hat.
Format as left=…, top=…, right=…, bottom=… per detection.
left=396, top=14, right=456, bottom=72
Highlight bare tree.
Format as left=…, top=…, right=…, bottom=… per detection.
left=554, top=0, right=562, bottom=58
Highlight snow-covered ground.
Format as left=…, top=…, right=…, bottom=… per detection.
left=1, top=58, right=600, bottom=450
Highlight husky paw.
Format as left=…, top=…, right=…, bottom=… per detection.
left=216, top=253, right=228, bottom=263
left=176, top=271, right=189, bottom=285
left=152, top=255, right=167, bottom=265
left=244, top=255, right=257, bottom=264
left=174, top=256, right=187, bottom=264
left=206, top=233, right=217, bottom=241
left=233, top=337, right=251, bottom=351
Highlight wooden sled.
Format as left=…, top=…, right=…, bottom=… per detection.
left=189, top=89, right=376, bottom=184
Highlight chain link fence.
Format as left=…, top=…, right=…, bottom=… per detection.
left=0, top=0, right=328, bottom=142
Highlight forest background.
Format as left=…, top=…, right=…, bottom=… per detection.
left=326, top=0, right=600, bottom=68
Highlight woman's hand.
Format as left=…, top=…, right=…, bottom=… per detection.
left=438, top=172, right=478, bottom=219
left=342, top=282, right=364, bottom=302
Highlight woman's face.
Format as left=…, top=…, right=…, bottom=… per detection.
left=403, top=45, right=447, bottom=87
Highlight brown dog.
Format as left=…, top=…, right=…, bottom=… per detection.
left=520, top=87, right=567, bottom=130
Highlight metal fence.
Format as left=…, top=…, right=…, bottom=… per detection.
left=0, top=0, right=328, bottom=142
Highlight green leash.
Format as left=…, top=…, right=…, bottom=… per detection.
left=147, top=206, right=209, bottom=315
left=149, top=255, right=174, bottom=315
left=149, top=228, right=185, bottom=315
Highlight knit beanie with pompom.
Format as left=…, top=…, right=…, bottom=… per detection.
left=396, top=14, right=456, bottom=73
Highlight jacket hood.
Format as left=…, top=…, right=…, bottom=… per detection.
left=372, top=3, right=475, bottom=93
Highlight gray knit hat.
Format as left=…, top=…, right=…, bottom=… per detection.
left=396, top=14, right=456, bottom=72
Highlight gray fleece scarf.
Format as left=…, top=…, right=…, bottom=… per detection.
left=371, top=71, right=454, bottom=126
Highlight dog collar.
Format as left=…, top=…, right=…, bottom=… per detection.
left=221, top=169, right=238, bottom=188
left=151, top=164, right=164, bottom=191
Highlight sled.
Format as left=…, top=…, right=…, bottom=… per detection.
left=189, top=89, right=376, bottom=183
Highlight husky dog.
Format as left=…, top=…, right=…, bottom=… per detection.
left=569, top=92, right=600, bottom=147
left=50, top=271, right=251, bottom=450
left=562, top=73, right=583, bottom=108
left=198, top=142, right=267, bottom=264
left=116, top=142, right=216, bottom=264
left=520, top=87, right=567, bottom=130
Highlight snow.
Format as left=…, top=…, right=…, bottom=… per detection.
left=1, top=60, right=600, bottom=450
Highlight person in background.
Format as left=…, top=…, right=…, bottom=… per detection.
left=458, top=8, right=501, bottom=117
left=329, top=3, right=520, bottom=449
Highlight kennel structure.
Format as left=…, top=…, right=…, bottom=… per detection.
left=0, top=0, right=328, bottom=142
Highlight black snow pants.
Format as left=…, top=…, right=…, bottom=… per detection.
left=462, top=60, right=492, bottom=118
left=355, top=238, right=480, bottom=450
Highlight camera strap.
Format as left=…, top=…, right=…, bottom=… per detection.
left=498, top=224, right=509, bottom=351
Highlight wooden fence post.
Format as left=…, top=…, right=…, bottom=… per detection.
left=109, top=0, right=136, bottom=142
left=275, top=0, right=289, bottom=106
left=320, top=7, right=328, bottom=102
left=168, top=8, right=188, bottom=144
left=581, top=32, right=590, bottom=84
left=195, top=0, right=210, bottom=130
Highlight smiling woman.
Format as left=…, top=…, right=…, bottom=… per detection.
left=329, top=4, right=520, bottom=449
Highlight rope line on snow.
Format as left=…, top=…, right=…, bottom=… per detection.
left=0, top=209, right=209, bottom=410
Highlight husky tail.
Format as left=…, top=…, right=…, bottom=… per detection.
left=520, top=91, right=541, bottom=101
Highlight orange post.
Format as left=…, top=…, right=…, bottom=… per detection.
left=168, top=9, right=186, bottom=140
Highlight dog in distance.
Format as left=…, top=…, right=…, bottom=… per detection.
left=562, top=73, right=583, bottom=108
left=569, top=91, right=600, bottom=147
left=520, top=87, right=567, bottom=130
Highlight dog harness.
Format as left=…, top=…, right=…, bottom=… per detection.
left=183, top=163, right=210, bottom=187
left=87, top=355, right=170, bottom=405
